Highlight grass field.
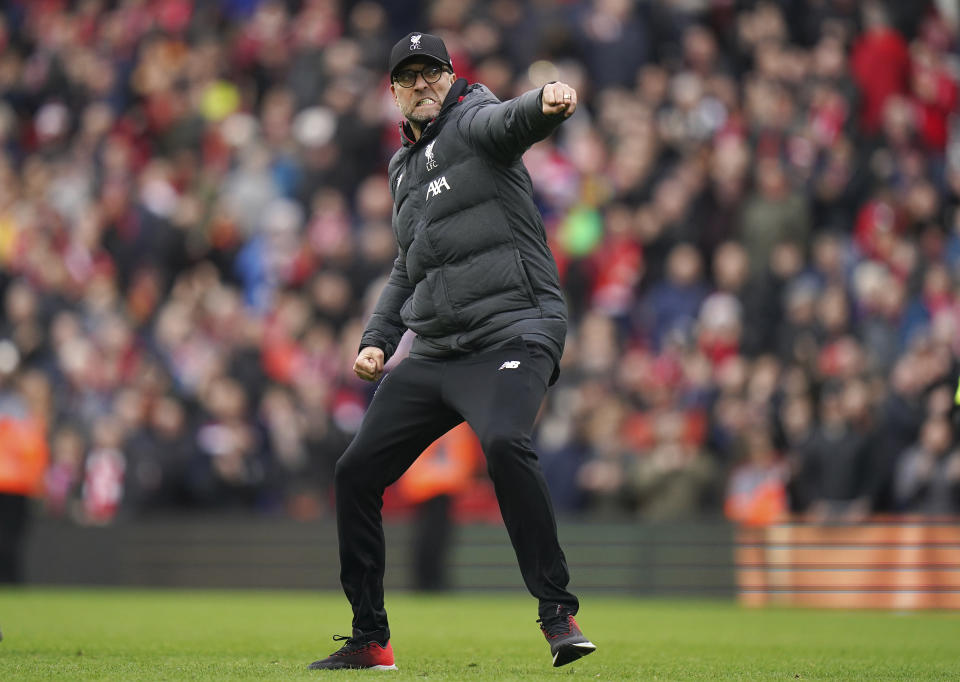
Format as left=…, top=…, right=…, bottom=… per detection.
left=0, top=589, right=958, bottom=680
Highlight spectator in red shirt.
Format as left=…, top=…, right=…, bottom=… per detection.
left=851, top=2, right=911, bottom=134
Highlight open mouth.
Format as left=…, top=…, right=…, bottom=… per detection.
left=415, top=97, right=437, bottom=107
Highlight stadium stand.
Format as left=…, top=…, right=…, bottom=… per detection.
left=0, top=0, right=956, bottom=550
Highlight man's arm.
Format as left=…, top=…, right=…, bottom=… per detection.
left=355, top=249, right=413, bottom=379
left=457, top=81, right=577, bottom=162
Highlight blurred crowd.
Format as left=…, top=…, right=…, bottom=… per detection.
left=0, top=0, right=959, bottom=527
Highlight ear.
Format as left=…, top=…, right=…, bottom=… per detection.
left=390, top=83, right=399, bottom=105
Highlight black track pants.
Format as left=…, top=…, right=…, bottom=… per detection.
left=334, top=338, right=579, bottom=635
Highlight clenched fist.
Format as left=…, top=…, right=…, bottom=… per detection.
left=541, top=81, right=577, bottom=118
left=353, top=346, right=385, bottom=382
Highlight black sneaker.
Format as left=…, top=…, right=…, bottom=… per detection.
left=537, top=606, right=596, bottom=667
left=307, top=632, right=397, bottom=670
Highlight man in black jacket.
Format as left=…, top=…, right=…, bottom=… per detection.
left=309, top=32, right=594, bottom=671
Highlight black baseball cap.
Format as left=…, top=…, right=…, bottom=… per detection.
left=388, top=31, right=453, bottom=78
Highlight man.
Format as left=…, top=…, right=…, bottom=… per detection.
left=0, top=368, right=49, bottom=583
left=309, top=32, right=595, bottom=671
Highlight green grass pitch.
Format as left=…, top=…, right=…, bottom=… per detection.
left=0, top=589, right=958, bottom=680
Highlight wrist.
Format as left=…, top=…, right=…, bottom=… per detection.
left=359, top=340, right=386, bottom=355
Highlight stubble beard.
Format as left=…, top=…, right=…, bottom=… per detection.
left=402, top=100, right=436, bottom=128
left=404, top=109, right=433, bottom=127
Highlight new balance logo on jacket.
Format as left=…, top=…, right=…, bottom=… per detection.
left=499, top=361, right=521, bottom=370
left=426, top=176, right=450, bottom=198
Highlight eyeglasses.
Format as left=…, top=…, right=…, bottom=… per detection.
left=393, top=64, right=448, bottom=88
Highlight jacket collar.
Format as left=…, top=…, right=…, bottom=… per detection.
left=398, top=78, right=469, bottom=148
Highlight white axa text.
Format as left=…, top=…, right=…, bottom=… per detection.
left=426, top=176, right=451, bottom=198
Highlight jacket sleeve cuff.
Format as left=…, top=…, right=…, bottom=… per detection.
left=526, top=85, right=565, bottom=133
left=359, top=337, right=390, bottom=359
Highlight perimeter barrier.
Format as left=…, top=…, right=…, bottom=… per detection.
left=736, top=516, right=960, bottom=609
left=25, top=514, right=960, bottom=607
left=23, top=515, right=735, bottom=596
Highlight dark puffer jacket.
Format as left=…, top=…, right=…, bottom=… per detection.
left=360, top=78, right=569, bottom=371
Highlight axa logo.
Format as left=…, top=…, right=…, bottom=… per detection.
left=426, top=175, right=450, bottom=199
left=498, top=361, right=521, bottom=370
left=425, top=141, right=438, bottom=171
left=410, top=34, right=422, bottom=50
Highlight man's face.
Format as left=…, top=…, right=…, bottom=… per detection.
left=390, top=59, right=456, bottom=127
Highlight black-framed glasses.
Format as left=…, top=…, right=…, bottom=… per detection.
left=393, top=64, right=448, bottom=88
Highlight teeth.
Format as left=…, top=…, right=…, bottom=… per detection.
left=417, top=98, right=435, bottom=106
